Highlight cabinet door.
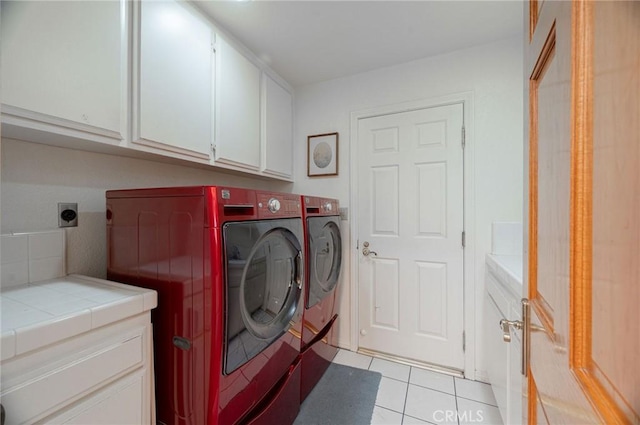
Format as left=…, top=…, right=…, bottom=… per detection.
left=135, top=0, right=213, bottom=160
left=262, top=74, right=293, bottom=179
left=1, top=1, right=123, bottom=139
left=215, top=36, right=261, bottom=170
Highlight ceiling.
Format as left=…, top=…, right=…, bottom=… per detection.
left=194, top=1, right=524, bottom=88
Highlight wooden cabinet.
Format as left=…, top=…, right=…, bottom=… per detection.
left=262, top=73, right=294, bottom=179
left=133, top=0, right=213, bottom=161
left=0, top=0, right=125, bottom=145
left=214, top=36, right=261, bottom=171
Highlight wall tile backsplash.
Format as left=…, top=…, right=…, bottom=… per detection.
left=1, top=230, right=66, bottom=288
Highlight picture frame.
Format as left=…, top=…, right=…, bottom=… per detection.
left=307, top=132, right=339, bottom=177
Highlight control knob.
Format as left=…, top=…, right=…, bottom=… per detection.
left=323, top=202, right=332, bottom=212
left=268, top=198, right=281, bottom=213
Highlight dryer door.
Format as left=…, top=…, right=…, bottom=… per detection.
left=223, top=219, right=303, bottom=374
left=307, top=216, right=342, bottom=308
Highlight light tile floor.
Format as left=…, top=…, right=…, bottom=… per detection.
left=332, top=349, right=504, bottom=425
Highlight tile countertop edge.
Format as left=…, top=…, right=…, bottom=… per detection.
left=1, top=275, right=157, bottom=362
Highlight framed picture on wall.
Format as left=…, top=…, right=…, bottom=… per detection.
left=307, top=132, right=339, bottom=177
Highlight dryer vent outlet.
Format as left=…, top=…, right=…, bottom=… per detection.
left=58, top=203, right=78, bottom=227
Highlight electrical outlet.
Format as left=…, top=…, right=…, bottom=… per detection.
left=339, top=207, right=348, bottom=221
left=58, top=203, right=78, bottom=227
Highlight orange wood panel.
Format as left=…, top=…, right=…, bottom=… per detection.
left=526, top=0, right=639, bottom=424
left=586, top=1, right=640, bottom=422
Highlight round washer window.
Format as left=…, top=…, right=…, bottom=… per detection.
left=313, top=221, right=342, bottom=293
left=239, top=227, right=302, bottom=340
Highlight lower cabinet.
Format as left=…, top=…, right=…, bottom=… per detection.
left=46, top=372, right=147, bottom=425
left=483, top=260, right=523, bottom=425
left=0, top=314, right=154, bottom=424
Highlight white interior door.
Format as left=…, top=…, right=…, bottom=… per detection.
left=357, top=103, right=465, bottom=370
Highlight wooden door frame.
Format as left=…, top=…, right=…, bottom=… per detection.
left=348, top=92, right=477, bottom=379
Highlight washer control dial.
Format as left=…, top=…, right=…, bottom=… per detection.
left=323, top=202, right=333, bottom=212
left=267, top=198, right=281, bottom=213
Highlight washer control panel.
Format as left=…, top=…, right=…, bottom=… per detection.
left=304, top=196, right=339, bottom=216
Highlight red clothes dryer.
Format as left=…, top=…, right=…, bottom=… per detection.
left=300, top=196, right=342, bottom=401
left=106, top=186, right=304, bottom=425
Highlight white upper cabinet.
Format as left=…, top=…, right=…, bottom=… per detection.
left=1, top=1, right=293, bottom=181
left=214, top=36, right=261, bottom=171
left=262, top=74, right=293, bottom=179
left=0, top=1, right=124, bottom=144
left=134, top=0, right=213, bottom=160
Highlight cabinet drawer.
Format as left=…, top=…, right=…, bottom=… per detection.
left=47, top=371, right=146, bottom=425
left=1, top=334, right=143, bottom=424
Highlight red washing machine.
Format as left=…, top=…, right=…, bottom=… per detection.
left=106, top=186, right=304, bottom=425
left=300, top=196, right=342, bottom=401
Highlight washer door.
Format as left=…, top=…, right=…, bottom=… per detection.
left=223, top=219, right=303, bottom=374
left=307, top=216, right=342, bottom=308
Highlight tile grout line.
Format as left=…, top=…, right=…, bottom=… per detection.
left=453, top=377, right=499, bottom=408
left=401, top=367, right=412, bottom=419
left=454, top=377, right=460, bottom=425
left=375, top=372, right=465, bottom=415
left=456, top=395, right=499, bottom=408
left=341, top=351, right=498, bottom=423
left=404, top=412, right=440, bottom=425
left=372, top=405, right=405, bottom=420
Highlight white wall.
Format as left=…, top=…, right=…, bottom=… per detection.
left=1, top=36, right=523, bottom=379
left=1, top=138, right=290, bottom=278
left=292, top=37, right=524, bottom=378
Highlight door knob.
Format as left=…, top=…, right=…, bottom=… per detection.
left=499, top=299, right=532, bottom=377
left=362, top=241, right=377, bottom=256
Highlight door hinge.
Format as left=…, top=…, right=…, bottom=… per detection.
left=461, top=126, right=466, bottom=149
left=211, top=144, right=216, bottom=156
left=462, top=231, right=466, bottom=248
left=463, top=331, right=466, bottom=352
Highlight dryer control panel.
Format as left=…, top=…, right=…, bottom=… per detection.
left=256, top=192, right=301, bottom=218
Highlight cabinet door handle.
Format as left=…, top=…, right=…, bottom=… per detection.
left=499, top=318, right=522, bottom=342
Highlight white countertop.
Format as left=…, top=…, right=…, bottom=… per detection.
left=1, top=274, right=157, bottom=362
left=486, top=254, right=523, bottom=299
